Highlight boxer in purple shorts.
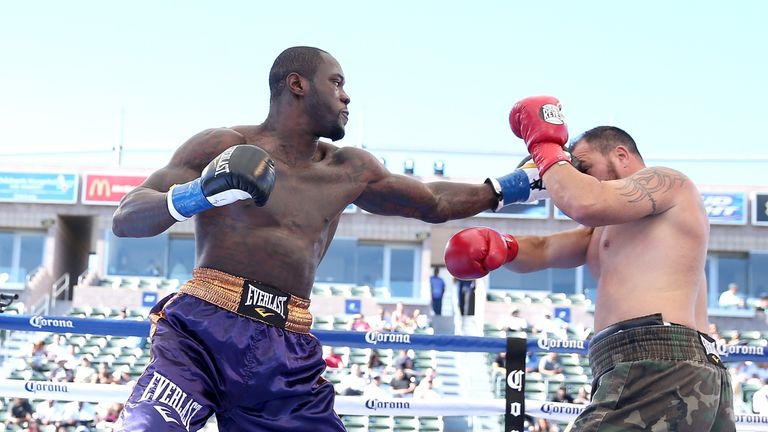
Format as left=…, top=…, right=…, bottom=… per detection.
left=112, top=46, right=543, bottom=431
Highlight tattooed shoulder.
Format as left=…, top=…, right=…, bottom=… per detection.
left=615, top=167, right=688, bottom=214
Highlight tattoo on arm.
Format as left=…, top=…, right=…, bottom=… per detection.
left=615, top=168, right=687, bottom=214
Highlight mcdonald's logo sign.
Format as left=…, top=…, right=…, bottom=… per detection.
left=82, top=173, right=148, bottom=205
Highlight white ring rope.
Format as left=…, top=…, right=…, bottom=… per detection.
left=2, top=380, right=767, bottom=430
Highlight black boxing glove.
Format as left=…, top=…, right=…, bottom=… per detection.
left=167, top=145, right=276, bottom=221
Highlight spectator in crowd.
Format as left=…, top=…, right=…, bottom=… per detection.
left=74, top=356, right=97, bottom=384
left=76, top=401, right=99, bottom=429
left=756, top=295, right=768, bottom=313
left=28, top=340, right=51, bottom=372
left=505, top=308, right=529, bottom=332
left=539, top=313, right=568, bottom=340
left=389, top=367, right=417, bottom=398
left=349, top=314, right=371, bottom=332
left=323, top=346, right=346, bottom=369
left=410, top=308, right=429, bottom=331
left=362, top=375, right=390, bottom=399
left=707, top=323, right=727, bottom=345
left=457, top=279, right=476, bottom=316
left=430, top=266, right=445, bottom=316
left=35, top=399, right=61, bottom=428
left=390, top=302, right=411, bottom=331
left=8, top=397, right=35, bottom=428
left=573, top=386, right=590, bottom=405
left=49, top=356, right=74, bottom=382
left=393, top=349, right=415, bottom=374
left=532, top=417, right=559, bottom=432
left=371, top=307, right=391, bottom=331
left=419, top=367, right=441, bottom=390
left=115, top=365, right=136, bottom=386
left=718, top=282, right=746, bottom=309
left=730, top=377, right=751, bottom=415
left=413, top=376, right=440, bottom=399
left=46, top=334, right=68, bottom=362
left=551, top=386, right=574, bottom=404
left=337, top=363, right=366, bottom=396
left=95, top=362, right=113, bottom=384
left=367, top=350, right=386, bottom=373
left=753, top=377, right=768, bottom=415
left=492, top=352, right=507, bottom=378
left=538, top=352, right=564, bottom=376
left=96, top=402, right=123, bottom=425
left=525, top=352, right=539, bottom=373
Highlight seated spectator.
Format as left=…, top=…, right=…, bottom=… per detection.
left=756, top=295, right=768, bottom=313
left=362, top=375, right=390, bottom=399
left=505, top=308, right=529, bottom=332
left=753, top=377, right=768, bottom=415
left=492, top=352, right=506, bottom=378
left=35, top=399, right=62, bottom=428
left=393, top=349, right=415, bottom=374
left=371, top=307, right=392, bottom=331
left=96, top=402, right=123, bottom=425
left=95, top=362, right=113, bottom=384
left=532, top=417, right=558, bottom=432
left=573, top=386, right=590, bottom=405
left=76, top=401, right=99, bottom=429
left=539, top=313, right=568, bottom=340
left=46, top=334, right=69, bottom=362
left=389, top=367, right=416, bottom=398
left=410, top=308, right=429, bottom=330
left=413, top=376, right=440, bottom=399
left=551, top=385, right=574, bottom=404
left=390, top=302, right=411, bottom=331
left=114, top=365, right=136, bottom=386
left=367, top=350, right=386, bottom=373
left=323, top=346, right=345, bottom=369
left=8, top=397, right=35, bottom=428
left=718, top=282, right=745, bottom=309
left=525, top=351, right=539, bottom=373
left=74, top=356, right=97, bottom=383
left=538, top=352, right=564, bottom=376
left=337, top=364, right=367, bottom=396
left=49, top=356, right=75, bottom=382
left=28, top=340, right=51, bottom=372
left=350, top=314, right=371, bottom=332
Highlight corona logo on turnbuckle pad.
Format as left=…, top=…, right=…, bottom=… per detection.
left=237, top=280, right=289, bottom=327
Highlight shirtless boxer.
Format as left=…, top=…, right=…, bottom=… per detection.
left=110, top=47, right=546, bottom=431
left=444, top=97, right=735, bottom=431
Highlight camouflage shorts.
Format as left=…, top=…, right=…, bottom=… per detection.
left=570, top=324, right=736, bottom=432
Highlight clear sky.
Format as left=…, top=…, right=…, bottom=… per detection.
left=1, top=0, right=766, bottom=186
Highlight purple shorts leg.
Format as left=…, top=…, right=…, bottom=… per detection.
left=116, top=294, right=345, bottom=432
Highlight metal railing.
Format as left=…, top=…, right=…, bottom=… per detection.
left=51, top=273, right=70, bottom=309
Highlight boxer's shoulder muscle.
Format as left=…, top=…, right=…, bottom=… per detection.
left=613, top=166, right=692, bottom=215
left=169, top=127, right=247, bottom=173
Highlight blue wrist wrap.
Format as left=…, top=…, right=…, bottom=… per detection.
left=171, top=178, right=214, bottom=218
left=496, top=170, right=531, bottom=205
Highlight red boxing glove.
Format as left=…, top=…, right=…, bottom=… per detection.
left=509, top=96, right=570, bottom=175
left=444, top=227, right=519, bottom=280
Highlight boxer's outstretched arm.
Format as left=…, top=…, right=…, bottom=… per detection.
left=543, top=164, right=691, bottom=227
left=504, top=226, right=593, bottom=273
left=112, top=128, right=245, bottom=237
left=353, top=152, right=498, bottom=223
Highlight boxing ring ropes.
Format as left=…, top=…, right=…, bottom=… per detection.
left=0, top=315, right=767, bottom=431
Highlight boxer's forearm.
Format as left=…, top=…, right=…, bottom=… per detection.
left=112, top=187, right=178, bottom=237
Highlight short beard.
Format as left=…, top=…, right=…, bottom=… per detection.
left=305, top=89, right=345, bottom=141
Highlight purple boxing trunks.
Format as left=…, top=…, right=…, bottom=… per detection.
left=115, top=267, right=345, bottom=432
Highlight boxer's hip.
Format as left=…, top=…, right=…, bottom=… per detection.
left=152, top=267, right=313, bottom=334
left=588, top=313, right=724, bottom=383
